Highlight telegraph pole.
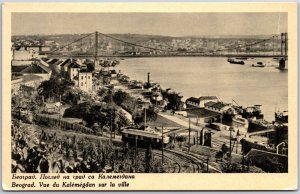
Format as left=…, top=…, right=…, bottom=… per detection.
left=135, top=136, right=137, bottom=172
left=95, top=31, right=98, bottom=63
left=229, top=127, right=233, bottom=164
left=188, top=118, right=191, bottom=153
left=110, top=90, right=113, bottom=144
left=59, top=94, right=61, bottom=129
left=144, top=107, right=147, bottom=130
left=161, top=125, right=164, bottom=165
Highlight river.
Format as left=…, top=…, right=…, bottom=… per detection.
left=116, top=57, right=288, bottom=122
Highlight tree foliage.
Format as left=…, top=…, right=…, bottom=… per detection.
left=37, top=75, right=74, bottom=102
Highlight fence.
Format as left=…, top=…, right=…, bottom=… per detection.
left=34, top=114, right=95, bottom=135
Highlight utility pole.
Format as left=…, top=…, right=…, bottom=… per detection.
left=135, top=136, right=137, bottom=172
left=144, top=107, right=147, bottom=130
left=59, top=94, right=61, bottom=129
left=95, top=31, right=98, bottom=64
left=236, top=129, right=239, bottom=154
left=229, top=127, right=233, bottom=164
left=110, top=90, right=113, bottom=144
left=188, top=118, right=191, bottom=153
left=162, top=125, right=164, bottom=165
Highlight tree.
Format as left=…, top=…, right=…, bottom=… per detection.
left=113, top=90, right=130, bottom=106
left=37, top=75, right=74, bottom=102
left=86, top=63, right=95, bottom=72
left=268, top=125, right=288, bottom=146
left=133, top=108, right=157, bottom=124
left=165, top=93, right=182, bottom=111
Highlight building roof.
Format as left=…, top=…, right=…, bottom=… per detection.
left=110, top=69, right=117, bottom=74
left=122, top=128, right=162, bottom=139
left=68, top=61, right=81, bottom=69
left=79, top=69, right=93, bottom=73
left=12, top=65, right=28, bottom=73
left=186, top=97, right=200, bottom=104
left=21, top=74, right=43, bottom=82
left=209, top=102, right=229, bottom=109
left=204, top=101, right=217, bottom=107
left=199, top=96, right=218, bottom=101
left=12, top=60, right=51, bottom=74
left=47, top=58, right=59, bottom=65
left=60, top=58, right=72, bottom=67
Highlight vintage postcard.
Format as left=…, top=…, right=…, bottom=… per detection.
left=2, top=2, right=298, bottom=190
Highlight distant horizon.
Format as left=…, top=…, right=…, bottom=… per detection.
left=12, top=13, right=287, bottom=37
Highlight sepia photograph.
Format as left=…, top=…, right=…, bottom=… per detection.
left=2, top=2, right=298, bottom=191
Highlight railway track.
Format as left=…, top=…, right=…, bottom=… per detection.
left=162, top=149, right=203, bottom=173
left=137, top=148, right=181, bottom=173
left=138, top=148, right=218, bottom=173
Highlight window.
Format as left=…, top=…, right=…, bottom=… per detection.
left=88, top=76, right=90, bottom=79
left=81, top=76, right=83, bottom=79
left=81, top=82, right=83, bottom=86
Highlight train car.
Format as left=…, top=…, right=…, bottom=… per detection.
left=121, top=127, right=170, bottom=148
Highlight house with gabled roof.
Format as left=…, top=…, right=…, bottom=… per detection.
left=68, top=61, right=81, bottom=81
left=186, top=96, right=219, bottom=108
left=12, top=59, right=52, bottom=80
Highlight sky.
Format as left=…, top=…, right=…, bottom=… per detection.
left=12, top=12, right=287, bottom=36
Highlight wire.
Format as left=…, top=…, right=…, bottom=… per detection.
left=49, top=31, right=282, bottom=56
left=49, top=32, right=96, bottom=54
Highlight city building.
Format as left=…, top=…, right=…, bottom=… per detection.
left=68, top=61, right=81, bottom=81
left=11, top=74, right=44, bottom=95
left=204, top=101, right=232, bottom=114
left=78, top=69, right=93, bottom=92
left=186, top=96, right=218, bottom=108
left=12, top=59, right=52, bottom=80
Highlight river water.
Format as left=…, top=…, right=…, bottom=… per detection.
left=116, top=57, right=288, bottom=122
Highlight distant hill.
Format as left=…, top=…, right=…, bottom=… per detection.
left=12, top=33, right=270, bottom=42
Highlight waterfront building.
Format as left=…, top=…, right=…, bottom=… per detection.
left=186, top=96, right=218, bottom=108
left=204, top=101, right=232, bottom=114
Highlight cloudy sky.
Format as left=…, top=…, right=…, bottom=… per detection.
left=12, top=12, right=287, bottom=36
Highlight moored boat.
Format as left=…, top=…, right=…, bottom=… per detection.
left=252, top=62, right=265, bottom=67
left=232, top=115, right=249, bottom=129
left=275, top=111, right=288, bottom=124
left=227, top=58, right=245, bottom=65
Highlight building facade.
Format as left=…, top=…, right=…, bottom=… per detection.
left=78, top=70, right=93, bottom=92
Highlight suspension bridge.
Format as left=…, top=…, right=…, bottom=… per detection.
left=45, top=31, right=288, bottom=60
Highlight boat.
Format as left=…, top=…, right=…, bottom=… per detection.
left=252, top=62, right=265, bottom=67
left=227, top=58, right=245, bottom=65
left=275, top=111, right=288, bottom=124
left=247, top=119, right=274, bottom=133
left=232, top=115, right=249, bottom=129
left=242, top=105, right=264, bottom=120
left=236, top=57, right=248, bottom=60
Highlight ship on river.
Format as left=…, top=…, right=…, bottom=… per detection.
left=227, top=58, right=245, bottom=65
left=275, top=111, right=288, bottom=124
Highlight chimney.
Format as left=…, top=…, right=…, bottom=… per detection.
left=147, top=72, right=150, bottom=84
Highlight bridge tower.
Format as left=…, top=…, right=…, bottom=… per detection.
left=94, top=31, right=99, bottom=66
left=280, top=32, right=288, bottom=57
left=279, top=32, right=288, bottom=70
